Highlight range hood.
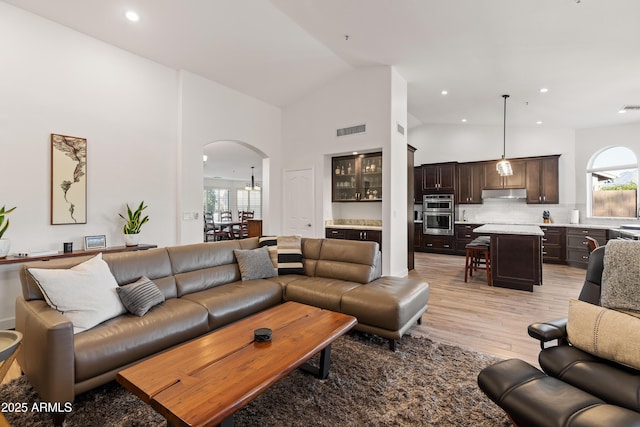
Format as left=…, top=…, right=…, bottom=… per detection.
left=481, top=189, right=527, bottom=199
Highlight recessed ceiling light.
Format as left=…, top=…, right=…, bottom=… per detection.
left=461, top=119, right=467, bottom=123
left=125, top=10, right=140, bottom=22
left=352, top=151, right=358, bottom=155
left=536, top=121, right=543, bottom=125
left=539, top=88, right=549, bottom=93
left=441, top=90, right=448, bottom=95
left=618, top=109, right=627, bottom=114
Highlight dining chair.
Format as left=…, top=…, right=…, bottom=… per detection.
left=221, top=211, right=233, bottom=221
left=204, top=214, right=231, bottom=242
left=585, top=236, right=599, bottom=254
left=233, top=211, right=254, bottom=239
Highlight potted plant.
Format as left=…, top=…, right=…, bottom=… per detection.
left=0, top=205, right=16, bottom=258
left=119, top=201, right=149, bottom=246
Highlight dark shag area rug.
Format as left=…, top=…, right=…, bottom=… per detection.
left=0, top=333, right=512, bottom=426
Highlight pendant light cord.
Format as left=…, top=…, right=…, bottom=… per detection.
left=502, top=94, right=509, bottom=158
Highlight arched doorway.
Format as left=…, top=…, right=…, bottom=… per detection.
left=202, top=141, right=267, bottom=241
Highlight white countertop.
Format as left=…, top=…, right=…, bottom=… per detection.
left=473, top=224, right=544, bottom=236
left=325, top=224, right=383, bottom=231
left=456, top=221, right=614, bottom=230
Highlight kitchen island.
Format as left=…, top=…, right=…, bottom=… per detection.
left=473, top=224, right=544, bottom=292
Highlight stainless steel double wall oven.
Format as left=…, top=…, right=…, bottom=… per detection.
left=422, top=194, right=454, bottom=235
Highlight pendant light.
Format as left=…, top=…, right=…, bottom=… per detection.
left=245, top=166, right=261, bottom=191
left=496, top=94, right=513, bottom=177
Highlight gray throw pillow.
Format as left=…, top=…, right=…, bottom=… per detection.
left=116, top=276, right=165, bottom=316
left=234, top=246, right=277, bottom=281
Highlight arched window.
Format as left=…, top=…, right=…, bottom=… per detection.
left=587, top=146, right=638, bottom=218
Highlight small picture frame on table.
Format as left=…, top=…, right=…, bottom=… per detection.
left=84, top=235, right=107, bottom=250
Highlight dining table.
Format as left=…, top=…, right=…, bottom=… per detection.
left=217, top=221, right=243, bottom=239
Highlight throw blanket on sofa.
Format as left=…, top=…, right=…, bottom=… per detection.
left=601, top=239, right=640, bottom=316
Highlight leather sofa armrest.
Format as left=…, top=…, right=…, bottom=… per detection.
left=15, top=296, right=76, bottom=404
left=528, top=317, right=568, bottom=349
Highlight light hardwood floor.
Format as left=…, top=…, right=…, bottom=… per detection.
left=2, top=252, right=586, bottom=386
left=407, top=251, right=586, bottom=367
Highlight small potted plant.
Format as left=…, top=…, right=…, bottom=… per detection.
left=119, top=201, right=149, bottom=246
left=0, top=205, right=17, bottom=258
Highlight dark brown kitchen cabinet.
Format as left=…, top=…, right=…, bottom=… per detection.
left=566, top=227, right=607, bottom=269
left=325, top=227, right=382, bottom=247
left=348, top=229, right=382, bottom=244
left=454, top=223, right=483, bottom=254
left=408, top=145, right=416, bottom=270
left=332, top=152, right=382, bottom=202
left=422, top=235, right=455, bottom=254
left=456, top=163, right=484, bottom=204
left=540, top=226, right=565, bottom=264
left=422, top=162, right=456, bottom=193
left=414, top=166, right=423, bottom=203
left=526, top=156, right=560, bottom=204
left=414, top=223, right=422, bottom=250
left=483, top=159, right=526, bottom=189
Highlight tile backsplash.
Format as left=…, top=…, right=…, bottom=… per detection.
left=456, top=199, right=574, bottom=224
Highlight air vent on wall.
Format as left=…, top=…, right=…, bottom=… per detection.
left=337, top=124, right=366, bottom=137
left=397, top=123, right=405, bottom=135
left=621, top=105, right=640, bottom=111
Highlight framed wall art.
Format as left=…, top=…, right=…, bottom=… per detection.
left=51, top=134, right=87, bottom=224
left=84, top=235, right=106, bottom=250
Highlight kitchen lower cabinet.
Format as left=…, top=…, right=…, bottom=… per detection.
left=414, top=223, right=423, bottom=250
left=490, top=233, right=543, bottom=292
left=540, top=226, right=565, bottom=264
left=566, top=227, right=607, bottom=269
left=422, top=235, right=455, bottom=254
left=454, top=223, right=483, bottom=254
left=325, top=227, right=382, bottom=247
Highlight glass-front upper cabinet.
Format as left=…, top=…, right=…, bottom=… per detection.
left=332, top=152, right=382, bottom=202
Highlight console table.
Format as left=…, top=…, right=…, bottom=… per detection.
left=0, top=244, right=157, bottom=266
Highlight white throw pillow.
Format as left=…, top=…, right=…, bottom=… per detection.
left=28, top=253, right=126, bottom=334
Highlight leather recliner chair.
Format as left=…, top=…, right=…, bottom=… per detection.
left=477, top=246, right=640, bottom=427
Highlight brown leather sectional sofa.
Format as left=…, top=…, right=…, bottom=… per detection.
left=15, top=237, right=430, bottom=406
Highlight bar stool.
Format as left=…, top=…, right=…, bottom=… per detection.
left=464, top=239, right=491, bottom=286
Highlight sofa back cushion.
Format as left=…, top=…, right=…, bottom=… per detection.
left=313, top=239, right=381, bottom=284
left=104, top=249, right=177, bottom=299
left=301, top=238, right=323, bottom=277
left=20, top=249, right=178, bottom=301
left=167, top=239, right=258, bottom=297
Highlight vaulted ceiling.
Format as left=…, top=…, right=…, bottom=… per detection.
left=6, top=0, right=640, bottom=177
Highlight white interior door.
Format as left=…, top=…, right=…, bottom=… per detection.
left=283, top=168, right=314, bottom=237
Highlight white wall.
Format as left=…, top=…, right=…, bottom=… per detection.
left=178, top=71, right=282, bottom=242
left=0, top=4, right=285, bottom=329
left=387, top=68, right=409, bottom=276
left=282, top=66, right=409, bottom=276
left=0, top=3, right=178, bottom=328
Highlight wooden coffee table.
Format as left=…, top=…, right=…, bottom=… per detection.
left=117, top=302, right=357, bottom=427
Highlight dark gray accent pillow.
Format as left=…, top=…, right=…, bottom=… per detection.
left=233, top=246, right=277, bottom=281
left=116, top=276, right=165, bottom=316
